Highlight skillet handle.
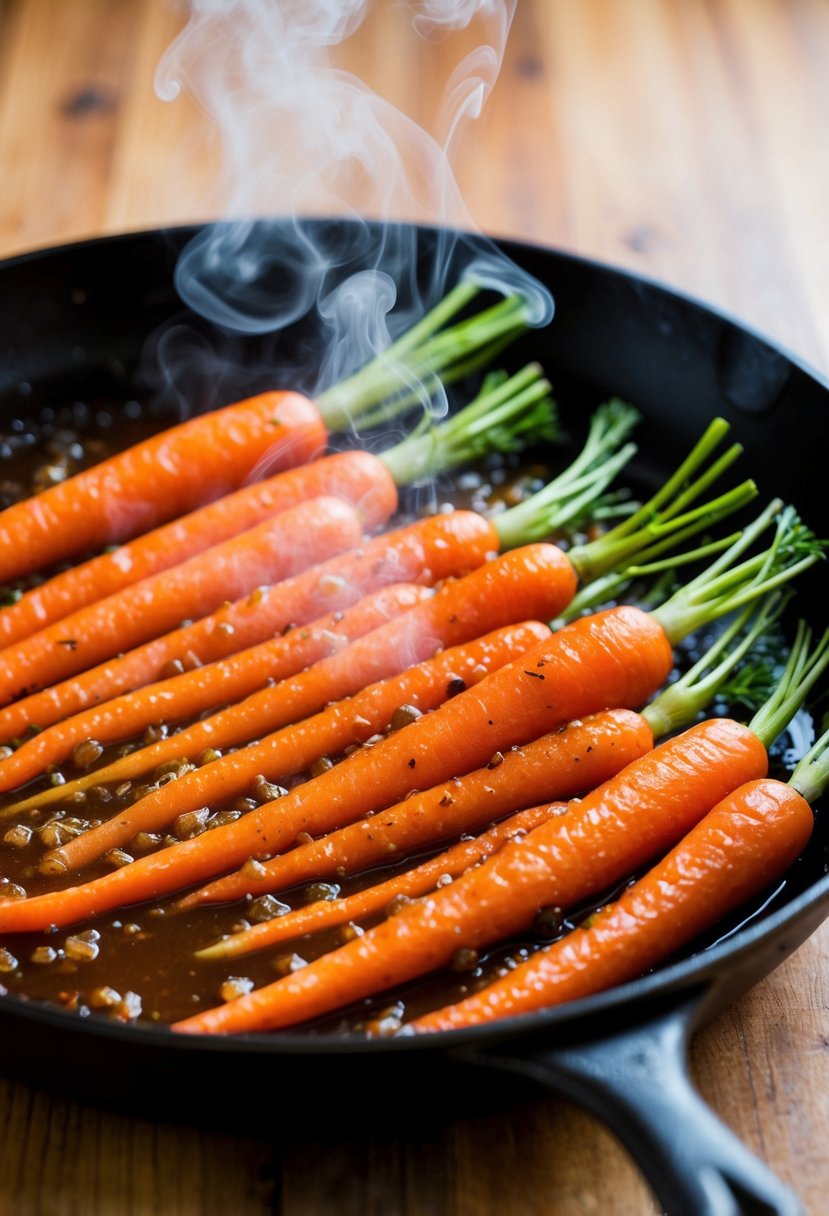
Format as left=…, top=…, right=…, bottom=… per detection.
left=456, top=996, right=802, bottom=1216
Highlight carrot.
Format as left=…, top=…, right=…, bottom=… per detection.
left=180, top=615, right=829, bottom=1035
left=0, top=500, right=818, bottom=932
left=0, top=410, right=752, bottom=748
left=0, top=451, right=396, bottom=649
left=0, top=282, right=532, bottom=585
left=0, top=410, right=757, bottom=766
left=0, top=392, right=326, bottom=585
left=0, top=361, right=556, bottom=649
left=45, top=543, right=575, bottom=871
left=172, top=717, right=769, bottom=1034
left=0, top=496, right=380, bottom=704
left=0, top=510, right=498, bottom=744
left=17, top=542, right=573, bottom=835
left=1, top=584, right=429, bottom=811
left=0, top=621, right=553, bottom=930
left=186, top=587, right=783, bottom=915
left=197, top=803, right=569, bottom=961
left=186, top=708, right=654, bottom=915
left=412, top=773, right=817, bottom=1032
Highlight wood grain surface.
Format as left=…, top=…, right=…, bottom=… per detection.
left=0, top=1, right=827, bottom=1213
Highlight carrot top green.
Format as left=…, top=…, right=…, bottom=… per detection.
left=641, top=594, right=784, bottom=738
left=790, top=724, right=829, bottom=806
left=379, top=363, right=558, bottom=485
left=316, top=282, right=532, bottom=430
left=748, top=621, right=829, bottom=750
left=652, top=501, right=826, bottom=646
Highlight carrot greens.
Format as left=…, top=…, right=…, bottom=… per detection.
left=652, top=501, right=826, bottom=645
left=317, top=284, right=531, bottom=430
left=791, top=725, right=829, bottom=807
left=378, top=362, right=558, bottom=485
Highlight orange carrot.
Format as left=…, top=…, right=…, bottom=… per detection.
left=0, top=281, right=540, bottom=588
left=180, top=618, right=829, bottom=1034
left=185, top=586, right=792, bottom=913
left=197, top=803, right=568, bottom=961
left=0, top=511, right=497, bottom=743
left=0, top=604, right=673, bottom=932
left=1, top=584, right=429, bottom=809
left=19, top=544, right=573, bottom=834
left=0, top=496, right=377, bottom=704
left=173, top=718, right=768, bottom=1034
left=0, top=451, right=396, bottom=648
left=413, top=778, right=813, bottom=1031
left=0, top=392, right=325, bottom=583
left=186, top=708, right=654, bottom=912
left=0, top=622, right=550, bottom=930
left=48, top=567, right=565, bottom=873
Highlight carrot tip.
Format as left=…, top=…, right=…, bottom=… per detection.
left=194, top=941, right=230, bottom=960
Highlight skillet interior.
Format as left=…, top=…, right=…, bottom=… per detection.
left=0, top=220, right=827, bottom=1122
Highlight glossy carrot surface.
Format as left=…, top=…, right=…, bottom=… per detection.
left=1, top=584, right=428, bottom=804
left=0, top=606, right=672, bottom=934
left=198, top=803, right=568, bottom=960
left=173, top=717, right=767, bottom=1034
left=0, top=496, right=371, bottom=703
left=0, top=621, right=550, bottom=930
left=48, top=614, right=554, bottom=871
left=34, top=544, right=574, bottom=862
left=0, top=450, right=396, bottom=648
left=186, top=708, right=654, bottom=910
left=0, top=511, right=497, bottom=743
left=413, top=777, right=813, bottom=1030
left=0, top=391, right=325, bottom=583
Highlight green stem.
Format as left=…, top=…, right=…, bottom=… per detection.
left=558, top=532, right=740, bottom=623
left=493, top=401, right=640, bottom=550
left=379, top=364, right=558, bottom=486
left=350, top=322, right=527, bottom=430
left=593, top=419, right=732, bottom=540
left=748, top=622, right=829, bottom=750
left=790, top=725, right=829, bottom=806
left=316, top=291, right=529, bottom=431
left=653, top=501, right=827, bottom=646
left=377, top=281, right=478, bottom=360
left=642, top=595, right=785, bottom=738
left=571, top=481, right=758, bottom=584
left=566, top=419, right=749, bottom=583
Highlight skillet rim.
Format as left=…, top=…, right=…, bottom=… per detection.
left=0, top=220, right=827, bottom=1055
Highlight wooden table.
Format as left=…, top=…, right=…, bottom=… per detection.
left=0, top=1, right=827, bottom=1211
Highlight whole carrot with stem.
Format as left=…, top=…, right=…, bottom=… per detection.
left=0, top=283, right=529, bottom=584
left=0, top=499, right=813, bottom=931
left=413, top=724, right=828, bottom=1033
left=174, top=621, right=828, bottom=1035
left=0, top=413, right=749, bottom=782
left=7, top=429, right=754, bottom=842
left=34, top=547, right=576, bottom=865
left=188, top=589, right=780, bottom=919
left=0, top=362, right=556, bottom=649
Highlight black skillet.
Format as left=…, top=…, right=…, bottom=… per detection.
left=0, top=221, right=827, bottom=1216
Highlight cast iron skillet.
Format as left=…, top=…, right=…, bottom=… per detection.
left=0, top=221, right=827, bottom=1216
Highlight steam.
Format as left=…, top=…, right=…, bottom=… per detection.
left=155, top=0, right=551, bottom=401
